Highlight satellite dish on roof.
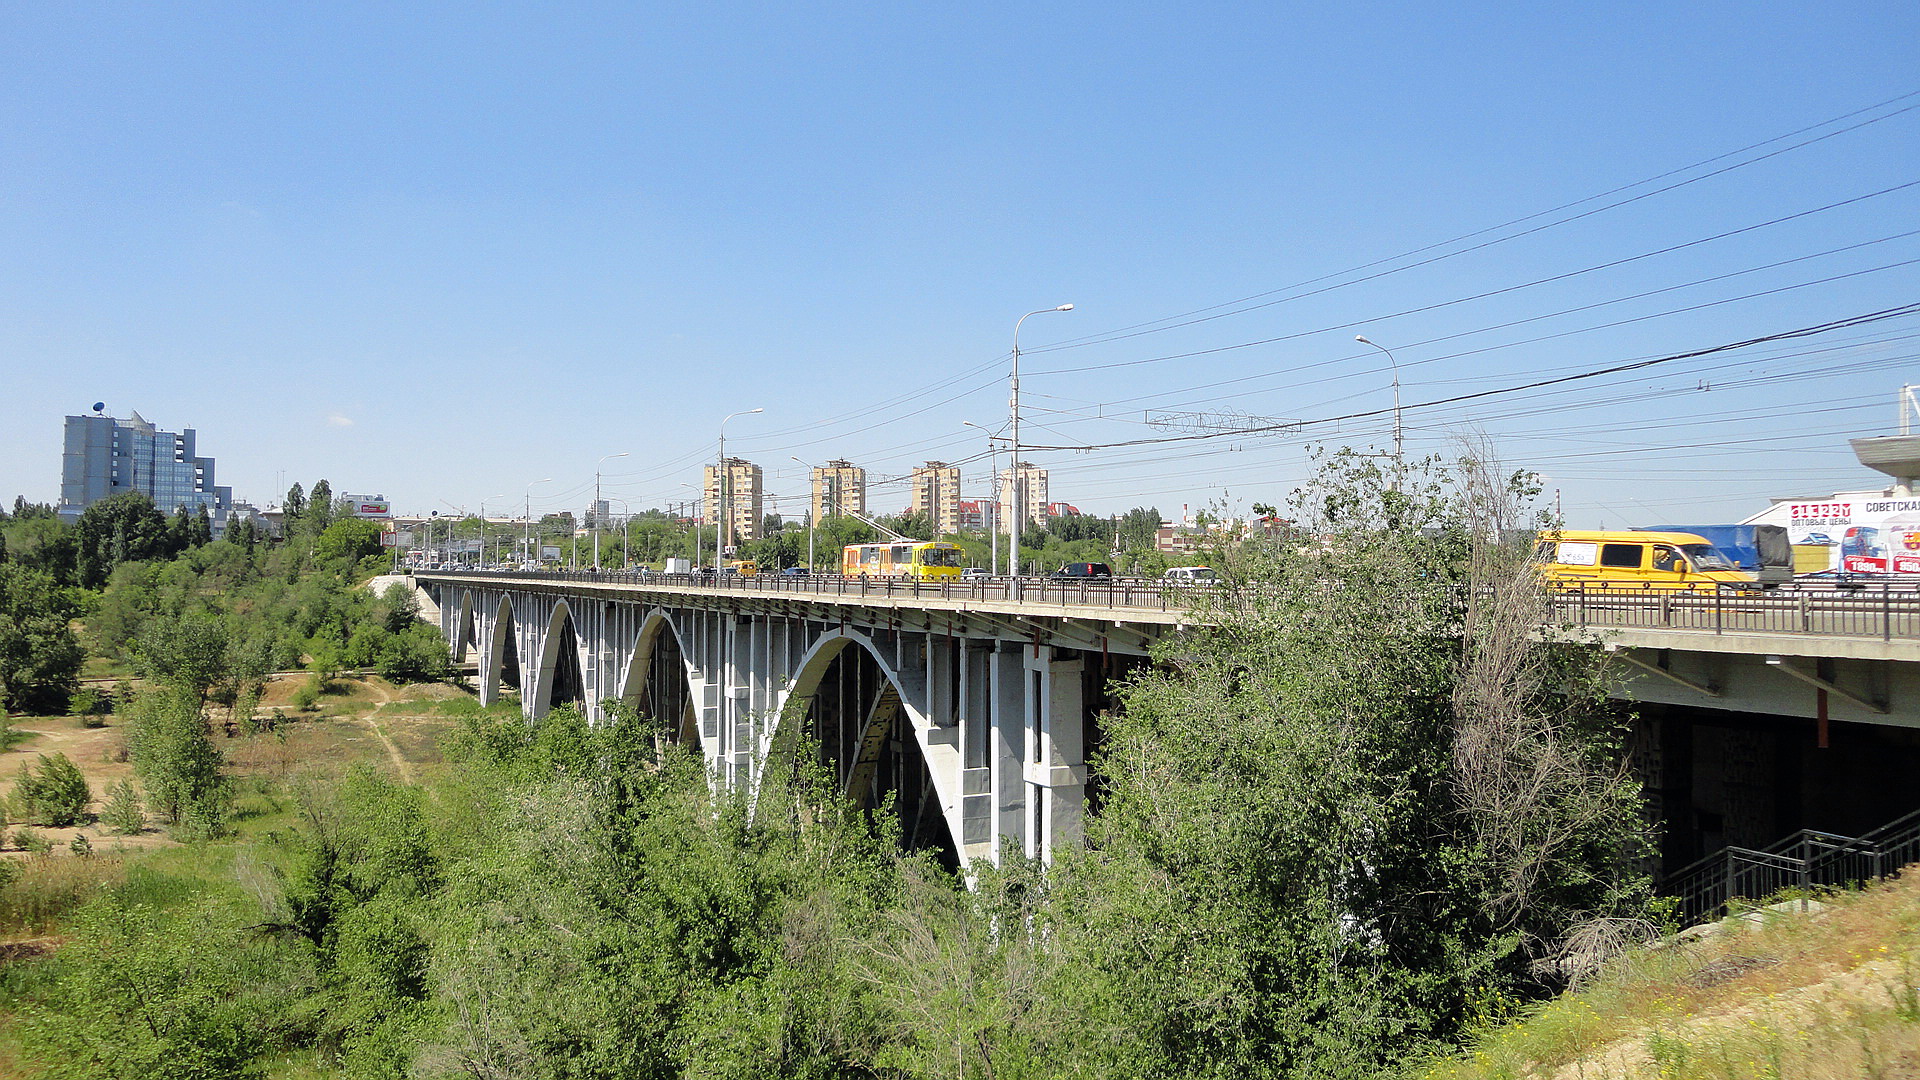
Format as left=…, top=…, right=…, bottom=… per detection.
left=92, top=402, right=105, bottom=414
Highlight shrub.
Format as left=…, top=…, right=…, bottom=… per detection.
left=12, top=828, right=52, bottom=855
left=12, top=753, right=92, bottom=827
left=70, top=833, right=92, bottom=857
left=100, top=781, right=145, bottom=836
left=69, top=686, right=107, bottom=717
left=290, top=679, right=320, bottom=712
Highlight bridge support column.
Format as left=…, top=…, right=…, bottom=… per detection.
left=990, top=643, right=1029, bottom=863
left=959, top=641, right=997, bottom=863
left=1024, top=649, right=1087, bottom=863
left=475, top=597, right=499, bottom=707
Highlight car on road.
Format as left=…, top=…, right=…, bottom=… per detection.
left=779, top=566, right=809, bottom=576
left=1163, top=565, right=1218, bottom=584
left=961, top=567, right=991, bottom=579
left=1049, top=562, right=1113, bottom=579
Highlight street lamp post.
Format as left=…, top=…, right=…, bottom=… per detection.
left=1009, top=304, right=1073, bottom=585
left=594, top=451, right=630, bottom=571
left=717, top=408, right=764, bottom=572
left=478, top=494, right=507, bottom=567
left=791, top=457, right=819, bottom=573
left=524, top=478, right=554, bottom=568
left=1355, top=335, right=1404, bottom=466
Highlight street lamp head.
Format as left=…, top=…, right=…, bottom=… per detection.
left=1355, top=334, right=1373, bottom=345
left=1055, top=304, right=1074, bottom=311
left=747, top=407, right=764, bottom=414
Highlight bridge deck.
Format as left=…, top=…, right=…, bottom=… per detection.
left=419, top=570, right=1920, bottom=659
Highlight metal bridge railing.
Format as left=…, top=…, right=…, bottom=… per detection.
left=420, top=569, right=1920, bottom=641
left=1663, top=805, right=1920, bottom=924
left=1549, top=580, right=1920, bottom=642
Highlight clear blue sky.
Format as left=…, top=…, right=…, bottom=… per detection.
left=3, top=2, right=1916, bottom=528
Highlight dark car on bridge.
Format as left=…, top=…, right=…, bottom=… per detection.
left=1050, top=562, right=1113, bottom=579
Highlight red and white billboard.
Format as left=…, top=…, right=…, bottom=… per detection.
left=1777, top=496, right=1920, bottom=574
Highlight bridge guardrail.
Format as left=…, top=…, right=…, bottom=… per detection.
left=1548, top=580, right=1920, bottom=642
left=417, top=570, right=1920, bottom=641
left=421, top=568, right=1220, bottom=613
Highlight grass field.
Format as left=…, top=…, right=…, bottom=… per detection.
left=1420, top=875, right=1920, bottom=1079
left=0, top=675, right=512, bottom=913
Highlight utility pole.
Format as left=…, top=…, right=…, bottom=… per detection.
left=1356, top=335, right=1403, bottom=468
left=1010, top=305, right=1073, bottom=584
left=594, top=451, right=629, bottom=570
left=524, top=478, right=553, bottom=568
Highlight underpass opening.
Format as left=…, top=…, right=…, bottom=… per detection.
left=619, top=613, right=699, bottom=746
left=794, top=639, right=959, bottom=870
left=1635, top=701, right=1920, bottom=881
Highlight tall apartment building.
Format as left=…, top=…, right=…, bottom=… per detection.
left=809, top=459, right=866, bottom=522
left=909, top=461, right=962, bottom=537
left=59, top=410, right=233, bottom=526
left=703, top=457, right=764, bottom=547
left=997, top=462, right=1049, bottom=532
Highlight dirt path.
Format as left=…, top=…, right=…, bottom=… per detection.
left=353, top=681, right=416, bottom=785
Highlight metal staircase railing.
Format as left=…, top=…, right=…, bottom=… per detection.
left=1664, top=805, right=1920, bottom=924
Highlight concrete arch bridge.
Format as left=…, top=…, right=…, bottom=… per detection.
left=421, top=571, right=1180, bottom=868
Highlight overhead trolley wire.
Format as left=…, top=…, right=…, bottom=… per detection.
left=1027, top=91, right=1920, bottom=357
left=1016, top=304, right=1920, bottom=452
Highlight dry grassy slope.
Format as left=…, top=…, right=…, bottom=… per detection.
left=1424, top=875, right=1920, bottom=1080
left=0, top=675, right=472, bottom=856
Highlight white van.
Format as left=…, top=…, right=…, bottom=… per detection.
left=1163, top=566, right=1218, bottom=584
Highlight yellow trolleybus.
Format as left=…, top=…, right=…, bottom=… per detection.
left=842, top=541, right=965, bottom=580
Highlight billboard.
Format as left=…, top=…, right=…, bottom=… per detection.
left=344, top=494, right=391, bottom=518
left=1779, top=496, right=1920, bottom=574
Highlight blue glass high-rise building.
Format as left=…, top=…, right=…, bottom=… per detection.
left=59, top=410, right=234, bottom=525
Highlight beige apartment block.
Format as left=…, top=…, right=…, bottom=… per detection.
left=703, top=457, right=764, bottom=546
left=997, top=462, right=1049, bottom=532
left=910, top=461, right=963, bottom=536
left=810, top=459, right=866, bottom=522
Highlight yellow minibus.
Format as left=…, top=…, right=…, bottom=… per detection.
left=1535, top=530, right=1759, bottom=591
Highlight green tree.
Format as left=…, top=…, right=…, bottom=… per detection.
left=73, top=492, right=171, bottom=588
left=124, top=689, right=228, bottom=837
left=315, top=518, right=383, bottom=564
left=0, top=563, right=84, bottom=714
left=1039, top=448, right=1650, bottom=1077
left=10, top=752, right=92, bottom=826
left=307, top=479, right=336, bottom=535
left=132, top=614, right=233, bottom=705
left=284, top=482, right=307, bottom=536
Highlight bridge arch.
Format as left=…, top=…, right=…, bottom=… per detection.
left=769, top=628, right=962, bottom=869
left=615, top=609, right=701, bottom=745
left=452, top=590, right=476, bottom=664
left=532, top=599, right=586, bottom=719
left=481, top=594, right=521, bottom=704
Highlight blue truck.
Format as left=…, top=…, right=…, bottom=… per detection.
left=1634, top=524, right=1794, bottom=586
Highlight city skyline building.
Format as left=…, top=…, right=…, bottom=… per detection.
left=810, top=459, right=866, bottom=522
left=58, top=409, right=233, bottom=528
left=703, top=457, right=764, bottom=546
left=909, top=460, right=962, bottom=537
left=997, top=461, right=1048, bottom=533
